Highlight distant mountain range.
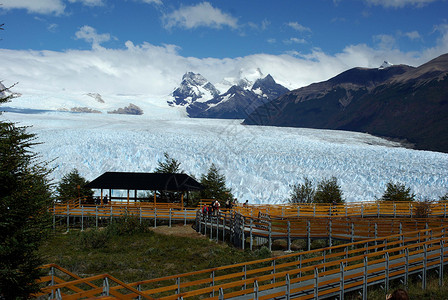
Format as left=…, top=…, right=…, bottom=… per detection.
left=244, top=53, right=448, bottom=153
left=168, top=72, right=289, bottom=119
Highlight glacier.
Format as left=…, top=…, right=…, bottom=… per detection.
left=2, top=109, right=448, bottom=204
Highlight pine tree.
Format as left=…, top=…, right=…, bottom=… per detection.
left=200, top=164, right=233, bottom=205
left=57, top=168, right=93, bottom=202
left=1, top=87, right=52, bottom=298
left=154, top=152, right=183, bottom=174
left=154, top=152, right=183, bottom=202
left=380, top=182, right=416, bottom=202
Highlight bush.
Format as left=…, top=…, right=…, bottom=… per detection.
left=289, top=177, right=314, bottom=204
left=314, top=177, right=344, bottom=204
left=414, top=199, right=432, bottom=218
left=106, top=215, right=150, bottom=236
left=79, top=229, right=110, bottom=250
left=380, top=182, right=416, bottom=202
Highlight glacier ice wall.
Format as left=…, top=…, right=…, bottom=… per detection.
left=4, top=111, right=448, bottom=204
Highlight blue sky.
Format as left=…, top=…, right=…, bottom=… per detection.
left=1, top=0, right=448, bottom=95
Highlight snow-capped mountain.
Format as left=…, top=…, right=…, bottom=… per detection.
left=168, top=71, right=289, bottom=119
left=379, top=61, right=394, bottom=69
left=168, top=72, right=220, bottom=107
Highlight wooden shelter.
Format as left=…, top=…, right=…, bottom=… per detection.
left=85, top=172, right=203, bottom=207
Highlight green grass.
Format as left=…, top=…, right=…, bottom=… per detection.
left=39, top=224, right=270, bottom=284
left=40, top=221, right=448, bottom=299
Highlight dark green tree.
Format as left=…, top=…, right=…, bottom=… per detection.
left=56, top=168, right=93, bottom=202
left=1, top=86, right=53, bottom=298
left=380, top=182, right=416, bottom=202
left=439, top=192, right=448, bottom=202
left=200, top=164, right=233, bottom=205
left=154, top=152, right=183, bottom=174
left=154, top=153, right=183, bottom=202
left=289, top=177, right=314, bottom=204
left=313, top=177, right=344, bottom=204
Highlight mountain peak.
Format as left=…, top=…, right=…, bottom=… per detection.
left=379, top=61, right=393, bottom=69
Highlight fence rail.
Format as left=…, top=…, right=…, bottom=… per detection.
left=38, top=225, right=448, bottom=299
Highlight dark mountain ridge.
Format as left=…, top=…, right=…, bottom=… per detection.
left=244, top=53, right=448, bottom=153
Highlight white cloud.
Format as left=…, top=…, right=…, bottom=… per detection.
left=287, top=22, right=312, bottom=33
left=283, top=37, right=307, bottom=45
left=139, top=0, right=163, bottom=4
left=1, top=23, right=447, bottom=99
left=365, top=0, right=438, bottom=8
left=48, top=23, right=59, bottom=33
left=163, top=2, right=238, bottom=30
left=403, top=31, right=422, bottom=40
left=68, top=0, right=105, bottom=6
left=373, top=34, right=397, bottom=49
left=0, top=0, right=66, bottom=15
left=75, top=25, right=112, bottom=49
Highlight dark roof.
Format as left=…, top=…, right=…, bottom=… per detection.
left=85, top=172, right=203, bottom=191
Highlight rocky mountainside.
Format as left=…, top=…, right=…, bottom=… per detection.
left=168, top=72, right=289, bottom=119
left=244, top=53, right=448, bottom=153
left=168, top=72, right=220, bottom=106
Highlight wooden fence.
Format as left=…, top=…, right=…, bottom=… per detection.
left=37, top=225, right=448, bottom=299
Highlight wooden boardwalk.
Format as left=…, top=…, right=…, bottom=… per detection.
left=41, top=200, right=448, bottom=299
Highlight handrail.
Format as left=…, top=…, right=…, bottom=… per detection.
left=38, top=225, right=448, bottom=299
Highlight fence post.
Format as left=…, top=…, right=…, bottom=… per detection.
left=363, top=256, right=368, bottom=299
left=351, top=223, right=355, bottom=245
left=361, top=204, right=364, bottom=218
left=307, top=220, right=311, bottom=251
left=154, top=208, right=157, bottom=228
left=218, top=287, right=224, bottom=300
left=241, top=217, right=245, bottom=249
left=297, top=206, right=300, bottom=217
left=375, top=223, right=378, bottom=252
left=110, top=205, right=113, bottom=222
left=81, top=205, right=84, bottom=231
left=102, top=277, right=110, bottom=296
left=254, top=280, right=259, bottom=300
left=95, top=205, right=98, bottom=229
left=287, top=221, right=291, bottom=252
left=216, top=213, right=220, bottom=242
left=385, top=252, right=390, bottom=292
left=210, top=270, right=215, bottom=297
left=440, top=240, right=444, bottom=287
left=269, top=221, right=272, bottom=251
left=405, top=248, right=409, bottom=287
left=377, top=203, right=380, bottom=218
left=313, top=205, right=316, bottom=217
left=242, top=265, right=247, bottom=290
left=329, top=220, right=332, bottom=250
left=285, top=273, right=291, bottom=300
left=139, top=207, right=142, bottom=224
left=169, top=208, right=172, bottom=227
left=176, top=277, right=181, bottom=295
left=66, top=204, right=70, bottom=232
left=184, top=208, right=187, bottom=226
left=394, top=203, right=396, bottom=218
left=271, top=260, right=276, bottom=284
left=423, top=243, right=427, bottom=289
left=339, top=262, right=344, bottom=300
left=314, top=267, right=319, bottom=300
left=250, top=219, right=253, bottom=250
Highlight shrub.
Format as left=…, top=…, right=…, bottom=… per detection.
left=79, top=229, right=110, bottom=250
left=289, top=177, right=314, bottom=204
left=314, top=177, right=344, bottom=204
left=106, top=215, right=150, bottom=236
left=380, top=182, right=416, bottom=202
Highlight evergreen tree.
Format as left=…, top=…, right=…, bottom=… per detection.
left=154, top=152, right=183, bottom=174
left=200, top=164, right=233, bottom=204
left=1, top=86, right=52, bottom=298
left=440, top=192, right=448, bottom=202
left=289, top=177, right=314, bottom=204
left=57, top=168, right=93, bottom=202
left=313, top=177, right=344, bottom=204
left=380, top=182, right=416, bottom=202
left=154, top=152, right=183, bottom=202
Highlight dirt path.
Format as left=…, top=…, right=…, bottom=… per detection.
left=149, top=224, right=207, bottom=239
